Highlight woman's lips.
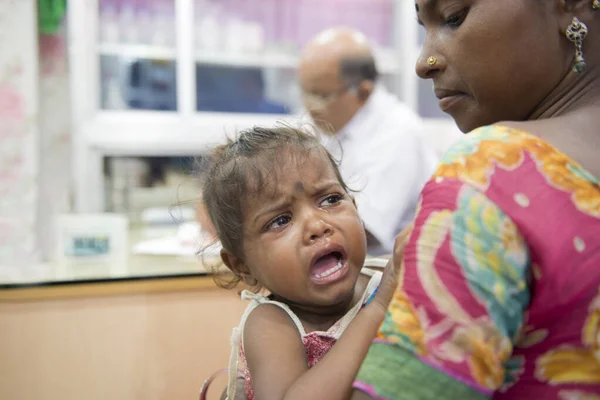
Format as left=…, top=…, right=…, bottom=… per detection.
left=434, top=89, right=468, bottom=112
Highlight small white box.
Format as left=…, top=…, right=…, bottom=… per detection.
left=55, top=213, right=129, bottom=266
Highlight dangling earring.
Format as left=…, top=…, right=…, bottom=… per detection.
left=593, top=0, right=600, bottom=10
left=565, top=17, right=589, bottom=73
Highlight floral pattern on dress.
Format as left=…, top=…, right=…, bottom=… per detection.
left=354, top=125, right=600, bottom=399
left=450, top=185, right=529, bottom=341
left=526, top=140, right=600, bottom=219
left=499, top=355, right=525, bottom=393
left=515, top=324, right=548, bottom=349
left=377, top=289, right=427, bottom=356
left=536, top=289, right=600, bottom=385
left=436, top=128, right=524, bottom=191
left=384, top=181, right=530, bottom=391
left=559, top=391, right=600, bottom=400
left=436, top=126, right=600, bottom=218
left=449, top=321, right=514, bottom=390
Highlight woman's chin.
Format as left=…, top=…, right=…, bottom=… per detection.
left=452, top=114, right=492, bottom=134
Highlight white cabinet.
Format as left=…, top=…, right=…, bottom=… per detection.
left=68, top=0, right=446, bottom=212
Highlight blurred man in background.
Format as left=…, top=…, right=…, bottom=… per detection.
left=298, top=27, right=438, bottom=255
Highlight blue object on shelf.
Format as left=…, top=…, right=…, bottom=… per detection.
left=120, top=61, right=289, bottom=114
left=125, top=60, right=178, bottom=111
left=196, top=65, right=289, bottom=114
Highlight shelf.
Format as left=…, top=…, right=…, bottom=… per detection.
left=85, top=110, right=299, bottom=156
left=197, top=49, right=297, bottom=69
left=98, top=42, right=177, bottom=61
left=84, top=110, right=458, bottom=158
left=97, top=42, right=403, bottom=74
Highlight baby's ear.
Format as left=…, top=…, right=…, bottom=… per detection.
left=220, top=249, right=254, bottom=284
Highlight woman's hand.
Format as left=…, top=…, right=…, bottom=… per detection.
left=368, top=223, right=413, bottom=314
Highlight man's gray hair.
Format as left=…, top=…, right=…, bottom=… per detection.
left=339, top=56, right=379, bottom=88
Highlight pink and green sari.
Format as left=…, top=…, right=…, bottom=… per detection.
left=354, top=126, right=600, bottom=399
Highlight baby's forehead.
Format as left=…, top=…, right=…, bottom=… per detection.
left=243, top=148, right=340, bottom=198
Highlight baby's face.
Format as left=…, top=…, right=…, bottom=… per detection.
left=240, top=150, right=367, bottom=313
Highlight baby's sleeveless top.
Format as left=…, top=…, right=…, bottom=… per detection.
left=226, top=259, right=387, bottom=400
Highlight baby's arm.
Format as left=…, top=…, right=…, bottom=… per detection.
left=243, top=229, right=408, bottom=400
left=243, top=301, right=385, bottom=400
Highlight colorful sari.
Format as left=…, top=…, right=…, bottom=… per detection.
left=354, top=126, right=600, bottom=399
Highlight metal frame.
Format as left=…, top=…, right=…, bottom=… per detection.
left=68, top=0, right=100, bottom=212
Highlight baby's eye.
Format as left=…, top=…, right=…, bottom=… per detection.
left=320, top=194, right=344, bottom=207
left=267, top=215, right=291, bottom=230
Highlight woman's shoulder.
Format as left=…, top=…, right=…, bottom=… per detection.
left=439, top=120, right=594, bottom=166
left=425, top=122, right=600, bottom=238
left=438, top=124, right=540, bottom=164
left=431, top=124, right=539, bottom=192
left=434, top=123, right=599, bottom=189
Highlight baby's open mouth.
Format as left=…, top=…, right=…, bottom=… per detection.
left=310, top=251, right=347, bottom=284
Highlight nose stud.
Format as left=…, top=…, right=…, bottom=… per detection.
left=427, top=56, right=438, bottom=67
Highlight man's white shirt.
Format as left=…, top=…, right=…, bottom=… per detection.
left=319, top=86, right=438, bottom=255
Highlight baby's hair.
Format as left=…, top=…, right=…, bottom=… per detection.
left=202, top=123, right=349, bottom=289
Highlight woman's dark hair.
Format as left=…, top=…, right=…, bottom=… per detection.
left=202, top=124, right=349, bottom=289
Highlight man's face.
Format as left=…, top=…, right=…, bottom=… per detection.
left=299, top=57, right=363, bottom=134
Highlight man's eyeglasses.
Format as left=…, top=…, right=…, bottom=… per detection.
left=301, top=85, right=355, bottom=110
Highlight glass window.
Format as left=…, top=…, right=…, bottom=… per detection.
left=193, top=0, right=397, bottom=115
left=98, top=0, right=178, bottom=111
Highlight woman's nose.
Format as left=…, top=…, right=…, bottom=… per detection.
left=415, top=37, right=442, bottom=80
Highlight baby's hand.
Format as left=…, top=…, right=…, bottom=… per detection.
left=368, top=223, right=413, bottom=314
